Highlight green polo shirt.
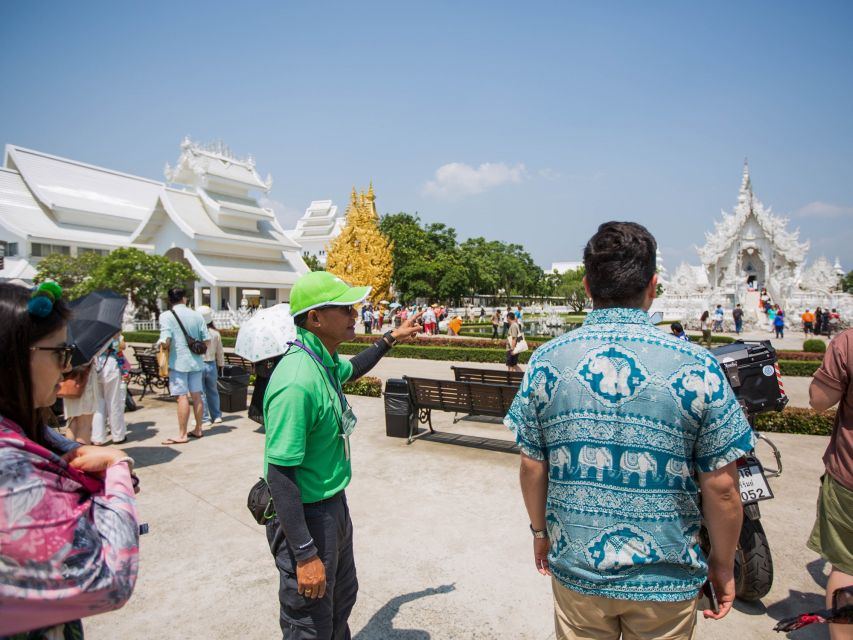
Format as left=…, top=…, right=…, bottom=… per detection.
left=263, top=328, right=354, bottom=503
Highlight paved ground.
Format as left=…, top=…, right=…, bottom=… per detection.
left=84, top=369, right=832, bottom=640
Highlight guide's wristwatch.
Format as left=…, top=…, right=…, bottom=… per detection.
left=529, top=524, right=548, bottom=539
left=382, top=331, right=398, bottom=347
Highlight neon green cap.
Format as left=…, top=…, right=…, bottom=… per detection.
left=290, top=271, right=371, bottom=316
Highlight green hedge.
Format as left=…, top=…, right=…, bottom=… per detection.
left=124, top=330, right=159, bottom=343
left=126, top=329, right=817, bottom=374
left=338, top=342, right=533, bottom=364
left=686, top=334, right=736, bottom=344
left=342, top=376, right=382, bottom=397
left=754, top=407, right=835, bottom=436
left=803, top=339, right=827, bottom=353
left=124, top=330, right=236, bottom=347
left=777, top=360, right=820, bottom=376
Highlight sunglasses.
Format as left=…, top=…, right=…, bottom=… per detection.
left=30, top=344, right=76, bottom=369
left=317, top=304, right=356, bottom=314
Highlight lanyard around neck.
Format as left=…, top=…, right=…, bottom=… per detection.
left=287, top=340, right=347, bottom=409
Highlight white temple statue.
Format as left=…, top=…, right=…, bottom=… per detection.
left=698, top=160, right=808, bottom=305
left=653, top=161, right=852, bottom=329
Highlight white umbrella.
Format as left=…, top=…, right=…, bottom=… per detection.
left=389, top=302, right=401, bottom=309
left=235, top=303, right=297, bottom=362
left=379, top=299, right=390, bottom=305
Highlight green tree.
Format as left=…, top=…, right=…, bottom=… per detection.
left=459, top=237, right=500, bottom=297
left=303, top=255, right=325, bottom=272
left=557, top=266, right=589, bottom=312
left=843, top=270, right=853, bottom=293
left=539, top=270, right=563, bottom=299
left=492, top=242, right=542, bottom=303
left=87, top=248, right=197, bottom=317
left=35, top=252, right=105, bottom=299
left=380, top=213, right=471, bottom=303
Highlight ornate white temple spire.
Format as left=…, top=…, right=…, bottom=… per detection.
left=738, top=158, right=752, bottom=206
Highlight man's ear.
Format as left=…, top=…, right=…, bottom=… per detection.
left=308, top=309, right=321, bottom=328
left=648, top=273, right=658, bottom=300
left=583, top=275, right=592, bottom=298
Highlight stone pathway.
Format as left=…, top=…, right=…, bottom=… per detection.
left=84, top=389, right=832, bottom=640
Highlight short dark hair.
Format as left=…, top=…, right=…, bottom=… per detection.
left=507, top=311, right=516, bottom=320
left=670, top=322, right=684, bottom=334
left=168, top=287, right=186, bottom=305
left=293, top=312, right=308, bottom=328
left=583, top=221, right=657, bottom=308
left=0, top=283, right=71, bottom=445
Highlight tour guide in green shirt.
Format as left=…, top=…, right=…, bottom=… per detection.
left=263, top=271, right=422, bottom=640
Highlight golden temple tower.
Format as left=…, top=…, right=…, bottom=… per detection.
left=326, top=182, right=394, bottom=304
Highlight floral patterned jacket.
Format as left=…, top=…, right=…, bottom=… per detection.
left=0, top=416, right=139, bottom=637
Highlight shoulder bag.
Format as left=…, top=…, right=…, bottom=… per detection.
left=168, top=310, right=208, bottom=355
left=511, top=332, right=529, bottom=355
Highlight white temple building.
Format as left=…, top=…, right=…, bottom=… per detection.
left=652, top=161, right=851, bottom=328
left=0, top=139, right=314, bottom=312
left=549, top=261, right=583, bottom=274
left=284, top=199, right=346, bottom=266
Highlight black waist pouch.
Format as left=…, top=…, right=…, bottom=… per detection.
left=247, top=477, right=275, bottom=525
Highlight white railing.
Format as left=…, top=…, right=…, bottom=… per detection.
left=124, top=308, right=260, bottom=332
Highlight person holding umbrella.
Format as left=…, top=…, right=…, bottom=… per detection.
left=63, top=289, right=130, bottom=445
left=0, top=282, right=140, bottom=638
left=262, top=272, right=422, bottom=639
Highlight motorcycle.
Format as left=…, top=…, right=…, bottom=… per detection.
left=702, top=340, right=788, bottom=602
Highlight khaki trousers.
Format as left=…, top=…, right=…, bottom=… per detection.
left=553, top=578, right=698, bottom=640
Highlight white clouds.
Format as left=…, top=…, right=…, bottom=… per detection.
left=423, top=162, right=527, bottom=198
left=794, top=201, right=853, bottom=218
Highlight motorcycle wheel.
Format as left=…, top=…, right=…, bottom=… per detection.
left=735, top=517, right=773, bottom=601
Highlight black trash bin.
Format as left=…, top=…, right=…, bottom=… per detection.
left=384, top=378, right=416, bottom=438
left=218, top=365, right=251, bottom=413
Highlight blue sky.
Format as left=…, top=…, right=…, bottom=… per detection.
left=2, top=1, right=851, bottom=273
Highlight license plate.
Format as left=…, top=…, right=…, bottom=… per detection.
left=737, top=459, right=774, bottom=504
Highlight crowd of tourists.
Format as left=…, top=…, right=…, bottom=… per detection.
left=695, top=296, right=843, bottom=344
left=2, top=224, right=852, bottom=640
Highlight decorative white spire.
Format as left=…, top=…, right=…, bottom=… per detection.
left=738, top=158, right=752, bottom=206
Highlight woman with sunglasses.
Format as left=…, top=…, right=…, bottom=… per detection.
left=0, top=282, right=140, bottom=638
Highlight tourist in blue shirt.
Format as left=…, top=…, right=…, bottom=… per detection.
left=158, top=287, right=209, bottom=445
left=506, top=222, right=754, bottom=639
left=669, top=321, right=691, bottom=342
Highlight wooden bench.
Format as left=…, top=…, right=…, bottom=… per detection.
left=403, top=376, right=519, bottom=442
left=131, top=353, right=169, bottom=399
left=451, top=366, right=524, bottom=386
left=224, top=352, right=255, bottom=374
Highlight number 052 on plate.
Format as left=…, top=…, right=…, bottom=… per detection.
left=737, top=457, right=774, bottom=504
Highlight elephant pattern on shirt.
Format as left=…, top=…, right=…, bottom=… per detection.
left=522, top=361, right=562, bottom=414
left=619, top=451, right=658, bottom=488
left=546, top=512, right=568, bottom=555
left=586, top=524, right=663, bottom=574
left=576, top=345, right=649, bottom=408
left=577, top=445, right=614, bottom=482
left=664, top=457, right=692, bottom=488
left=549, top=448, right=572, bottom=481
left=669, top=361, right=729, bottom=423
